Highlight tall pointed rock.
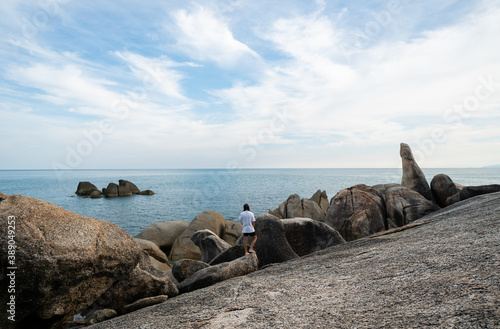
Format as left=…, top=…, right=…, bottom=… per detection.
left=400, top=143, right=434, bottom=201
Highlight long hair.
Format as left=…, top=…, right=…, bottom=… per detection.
left=243, top=203, right=250, bottom=211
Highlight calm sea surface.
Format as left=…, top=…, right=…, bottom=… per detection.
left=1, top=168, right=499, bottom=236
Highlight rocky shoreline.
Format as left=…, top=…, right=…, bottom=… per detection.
left=1, top=143, right=499, bottom=328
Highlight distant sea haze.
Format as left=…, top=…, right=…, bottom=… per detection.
left=1, top=168, right=499, bottom=237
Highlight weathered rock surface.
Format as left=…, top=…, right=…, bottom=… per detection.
left=134, top=220, right=189, bottom=253
left=75, top=181, right=100, bottom=196
left=400, top=143, right=434, bottom=201
left=384, top=185, right=440, bottom=227
left=281, top=218, right=345, bottom=256
left=171, top=259, right=211, bottom=283
left=178, top=253, right=259, bottom=294
left=118, top=180, right=140, bottom=194
left=122, top=295, right=169, bottom=315
left=137, top=190, right=155, bottom=195
left=85, top=309, right=117, bottom=326
left=209, top=245, right=247, bottom=266
left=117, top=185, right=132, bottom=197
left=89, top=192, right=500, bottom=329
left=0, top=192, right=141, bottom=329
left=430, top=173, right=457, bottom=207
left=270, top=193, right=326, bottom=222
left=170, top=211, right=226, bottom=261
left=87, top=251, right=178, bottom=314
left=237, top=214, right=299, bottom=268
left=310, top=189, right=330, bottom=213
left=459, top=184, right=500, bottom=201
left=325, top=184, right=387, bottom=241
left=133, top=238, right=171, bottom=271
left=222, top=220, right=242, bottom=246
left=103, top=183, right=119, bottom=197
left=90, top=190, right=102, bottom=199
left=191, top=229, right=232, bottom=263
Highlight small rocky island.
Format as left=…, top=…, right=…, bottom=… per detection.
left=1, top=143, right=499, bottom=329
left=75, top=180, right=155, bottom=198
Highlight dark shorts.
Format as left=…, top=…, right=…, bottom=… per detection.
left=243, top=232, right=256, bottom=237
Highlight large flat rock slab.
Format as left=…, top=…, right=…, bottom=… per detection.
left=90, top=192, right=500, bottom=328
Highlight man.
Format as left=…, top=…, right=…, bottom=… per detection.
left=238, top=203, right=257, bottom=255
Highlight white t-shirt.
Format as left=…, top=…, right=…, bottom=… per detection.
left=239, top=210, right=256, bottom=233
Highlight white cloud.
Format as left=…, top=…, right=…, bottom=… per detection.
left=170, top=5, right=259, bottom=67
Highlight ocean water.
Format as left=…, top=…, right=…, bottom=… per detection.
left=1, top=168, right=499, bottom=237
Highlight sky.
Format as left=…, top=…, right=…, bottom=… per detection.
left=0, top=0, right=499, bottom=170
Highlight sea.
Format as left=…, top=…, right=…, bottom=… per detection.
left=1, top=168, right=499, bottom=237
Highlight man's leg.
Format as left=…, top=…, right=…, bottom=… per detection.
left=249, top=235, right=257, bottom=253
left=244, top=235, right=249, bottom=255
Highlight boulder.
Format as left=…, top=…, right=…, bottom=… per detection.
left=270, top=193, right=326, bottom=222
left=169, top=211, right=226, bottom=261
left=75, top=181, right=100, bottom=196
left=325, top=184, right=387, bottom=242
left=134, top=238, right=171, bottom=271
left=119, top=180, right=140, bottom=194
left=122, top=295, right=169, bottom=315
left=137, top=190, right=155, bottom=195
left=209, top=245, right=247, bottom=266
left=191, top=229, right=232, bottom=263
left=171, top=259, right=210, bottom=283
left=88, top=251, right=178, bottom=314
left=459, top=185, right=500, bottom=201
left=135, top=220, right=190, bottom=253
left=0, top=192, right=141, bottom=329
left=400, top=143, right=434, bottom=201
left=118, top=185, right=133, bottom=197
left=310, top=189, right=330, bottom=213
left=178, top=253, right=258, bottom=294
left=430, top=174, right=457, bottom=207
left=385, top=185, right=439, bottom=227
left=103, top=183, right=119, bottom=197
left=84, top=309, right=117, bottom=326
left=89, top=190, right=102, bottom=199
left=237, top=214, right=299, bottom=268
left=222, top=220, right=243, bottom=246
left=281, top=218, right=346, bottom=256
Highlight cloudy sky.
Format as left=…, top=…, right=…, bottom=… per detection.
left=1, top=0, right=499, bottom=170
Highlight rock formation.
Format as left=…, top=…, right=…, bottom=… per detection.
left=222, top=220, right=243, bottom=245
left=134, top=238, right=171, bottom=271
left=134, top=220, right=190, bottom=254
left=169, top=211, right=226, bottom=261
left=0, top=192, right=141, bottom=329
left=85, top=251, right=178, bottom=314
left=237, top=214, right=299, bottom=268
left=102, top=183, right=119, bottom=197
left=119, top=180, right=140, bottom=194
left=191, top=229, right=232, bottom=263
left=172, top=259, right=210, bottom=283
left=430, top=174, right=458, bottom=207
left=75, top=181, right=100, bottom=196
left=270, top=193, right=326, bottom=222
left=325, top=184, right=387, bottom=241
left=178, top=253, right=259, bottom=294
left=400, top=143, right=434, bottom=201
left=281, top=218, right=345, bottom=256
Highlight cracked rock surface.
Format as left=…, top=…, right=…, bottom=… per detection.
left=90, top=192, right=500, bottom=329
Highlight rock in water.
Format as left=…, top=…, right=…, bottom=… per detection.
left=325, top=185, right=387, bottom=242
left=169, top=211, right=226, bottom=261
left=281, top=218, right=345, bottom=256
left=400, top=143, right=434, bottom=201
left=103, top=183, right=119, bottom=197
left=75, top=181, right=100, bottom=196
left=119, top=180, right=140, bottom=194
left=0, top=192, right=141, bottom=329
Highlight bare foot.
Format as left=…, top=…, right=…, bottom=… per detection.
left=249, top=249, right=255, bottom=253
left=245, top=252, right=249, bottom=255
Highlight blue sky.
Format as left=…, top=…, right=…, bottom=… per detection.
left=1, top=0, right=499, bottom=169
